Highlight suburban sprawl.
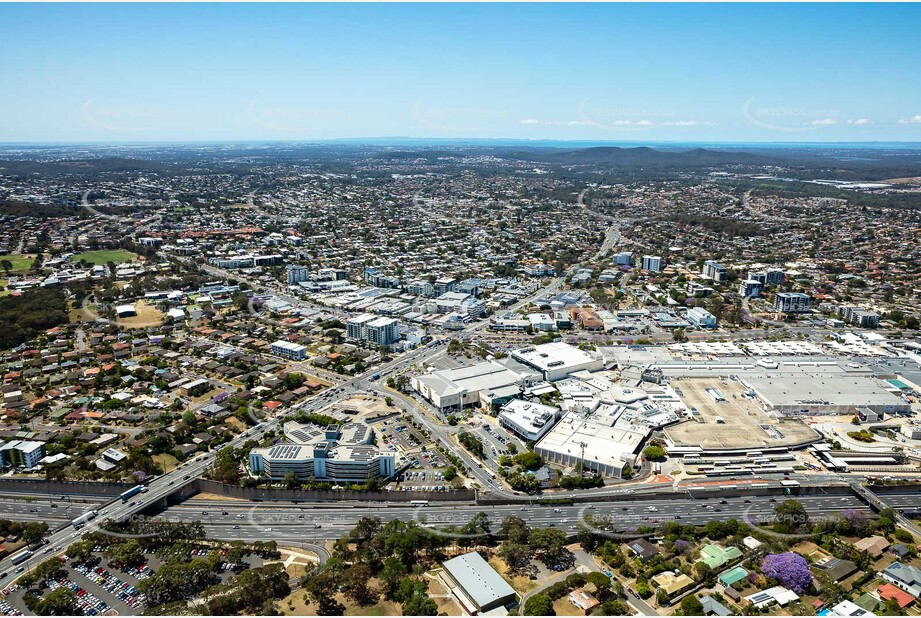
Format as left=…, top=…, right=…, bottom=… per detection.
left=0, top=142, right=920, bottom=616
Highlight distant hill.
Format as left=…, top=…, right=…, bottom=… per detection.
left=506, top=146, right=776, bottom=167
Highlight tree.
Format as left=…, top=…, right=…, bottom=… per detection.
left=884, top=597, right=905, bottom=616
left=402, top=592, right=438, bottom=616
left=395, top=578, right=437, bottom=615
left=499, top=541, right=532, bottom=574
left=67, top=539, right=96, bottom=563
left=35, top=587, right=78, bottom=616
left=599, top=599, right=629, bottom=615
left=679, top=594, right=703, bottom=615
left=761, top=552, right=812, bottom=594
left=284, top=471, right=301, bottom=489
left=340, top=564, right=379, bottom=606
left=773, top=500, right=809, bottom=533
left=104, top=539, right=144, bottom=567
left=500, top=516, right=530, bottom=544
left=31, top=557, right=66, bottom=585
left=21, top=521, right=49, bottom=543
left=379, top=556, right=407, bottom=599
left=443, top=466, right=457, bottom=481
left=529, top=527, right=570, bottom=566
left=462, top=512, right=491, bottom=539
left=523, top=593, right=554, bottom=616
left=515, top=451, right=543, bottom=471
left=643, top=445, right=667, bottom=461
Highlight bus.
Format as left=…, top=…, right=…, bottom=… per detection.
left=410, top=500, right=429, bottom=507
left=9, top=550, right=32, bottom=566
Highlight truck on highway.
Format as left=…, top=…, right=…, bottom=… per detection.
left=119, top=485, right=148, bottom=502
left=71, top=510, right=98, bottom=529
left=9, top=550, right=32, bottom=566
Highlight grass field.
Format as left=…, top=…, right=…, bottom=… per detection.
left=153, top=453, right=179, bottom=473
left=72, top=249, right=138, bottom=265
left=1, top=254, right=34, bottom=274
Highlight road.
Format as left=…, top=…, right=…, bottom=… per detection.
left=144, top=493, right=875, bottom=541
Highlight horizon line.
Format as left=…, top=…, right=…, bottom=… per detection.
left=3, top=138, right=921, bottom=148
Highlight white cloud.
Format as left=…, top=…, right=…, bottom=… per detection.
left=808, top=118, right=838, bottom=126
left=899, top=115, right=921, bottom=124
left=661, top=120, right=699, bottom=127
left=519, top=118, right=541, bottom=125
left=847, top=118, right=870, bottom=125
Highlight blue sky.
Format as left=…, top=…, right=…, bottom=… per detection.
left=1, top=3, right=919, bottom=143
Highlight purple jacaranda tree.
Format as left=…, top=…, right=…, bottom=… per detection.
left=841, top=508, right=867, bottom=531
left=761, top=552, right=812, bottom=594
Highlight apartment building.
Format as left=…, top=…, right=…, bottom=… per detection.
left=407, top=279, right=434, bottom=298
left=641, top=255, right=663, bottom=272
left=0, top=440, right=45, bottom=469
left=286, top=264, right=310, bottom=284
left=702, top=260, right=728, bottom=283
left=773, top=292, right=812, bottom=313
left=434, top=277, right=457, bottom=296
left=346, top=314, right=401, bottom=347
left=613, top=251, right=633, bottom=266
left=739, top=279, right=763, bottom=298
left=837, top=305, right=881, bottom=328
left=364, top=267, right=400, bottom=289
left=749, top=268, right=786, bottom=286
left=270, top=340, right=308, bottom=360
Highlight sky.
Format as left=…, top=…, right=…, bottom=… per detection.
left=0, top=3, right=920, bottom=143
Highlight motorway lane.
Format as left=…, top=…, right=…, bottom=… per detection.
left=153, top=494, right=871, bottom=541
left=872, top=491, right=921, bottom=510
left=0, top=496, right=105, bottom=524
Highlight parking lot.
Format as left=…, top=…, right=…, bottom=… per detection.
left=3, top=546, right=262, bottom=616
left=666, top=377, right=819, bottom=449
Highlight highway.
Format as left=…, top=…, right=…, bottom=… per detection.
left=148, top=493, right=874, bottom=542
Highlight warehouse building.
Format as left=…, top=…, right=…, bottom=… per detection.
left=442, top=551, right=519, bottom=614
left=115, top=304, right=137, bottom=318
left=743, top=373, right=909, bottom=415
left=687, top=307, right=717, bottom=328
left=411, top=361, right=539, bottom=413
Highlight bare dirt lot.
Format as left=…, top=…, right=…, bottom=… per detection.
left=115, top=301, right=164, bottom=328
left=666, top=377, right=819, bottom=449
